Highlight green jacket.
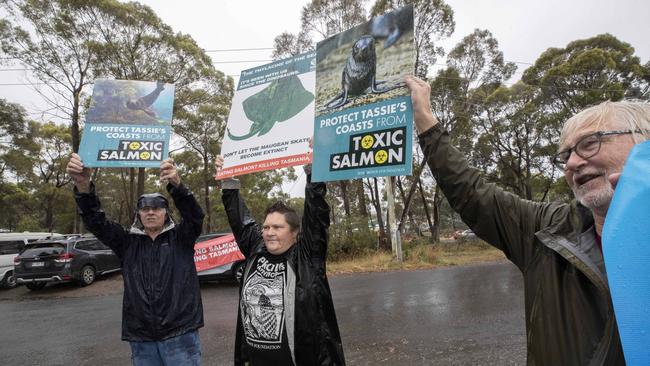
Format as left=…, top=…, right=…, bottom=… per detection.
left=419, top=125, right=624, bottom=366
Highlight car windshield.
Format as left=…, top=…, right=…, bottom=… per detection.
left=21, top=243, right=66, bottom=256
left=196, top=233, right=228, bottom=242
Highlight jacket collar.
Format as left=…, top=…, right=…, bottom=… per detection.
left=129, top=212, right=176, bottom=236
left=534, top=200, right=609, bottom=294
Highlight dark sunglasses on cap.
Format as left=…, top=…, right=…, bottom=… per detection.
left=137, top=193, right=168, bottom=211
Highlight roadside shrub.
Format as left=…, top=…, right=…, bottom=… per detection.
left=327, top=216, right=377, bottom=261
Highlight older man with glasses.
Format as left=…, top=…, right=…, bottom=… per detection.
left=405, top=75, right=649, bottom=366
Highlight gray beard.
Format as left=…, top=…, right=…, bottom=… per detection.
left=574, top=180, right=614, bottom=212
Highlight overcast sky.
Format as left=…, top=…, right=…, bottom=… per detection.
left=1, top=0, right=648, bottom=194
left=2, top=0, right=648, bottom=115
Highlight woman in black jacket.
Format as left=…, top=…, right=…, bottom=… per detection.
left=216, top=157, right=345, bottom=366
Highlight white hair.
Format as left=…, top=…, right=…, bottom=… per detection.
left=560, top=100, right=650, bottom=148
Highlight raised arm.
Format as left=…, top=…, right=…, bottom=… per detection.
left=161, top=158, right=204, bottom=245
left=406, top=76, right=561, bottom=270
left=300, top=164, right=330, bottom=264
left=215, top=156, right=262, bottom=257
left=67, top=153, right=128, bottom=258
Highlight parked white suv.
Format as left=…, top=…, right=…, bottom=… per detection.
left=0, top=232, right=63, bottom=289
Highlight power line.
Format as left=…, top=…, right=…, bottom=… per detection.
left=213, top=59, right=272, bottom=64
left=204, top=47, right=273, bottom=52
left=0, top=76, right=637, bottom=94
left=0, top=47, right=274, bottom=61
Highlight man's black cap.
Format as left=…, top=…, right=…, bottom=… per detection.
left=137, top=193, right=169, bottom=210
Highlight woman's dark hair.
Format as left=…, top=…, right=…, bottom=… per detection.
left=264, top=202, right=300, bottom=232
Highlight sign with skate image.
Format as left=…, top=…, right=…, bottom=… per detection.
left=78, top=79, right=174, bottom=167
left=217, top=51, right=316, bottom=179
left=312, top=5, right=415, bottom=182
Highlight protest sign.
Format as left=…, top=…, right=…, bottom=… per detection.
left=78, top=79, right=174, bottom=167
left=602, top=141, right=650, bottom=365
left=194, top=234, right=245, bottom=272
left=312, top=5, right=414, bottom=182
left=217, top=52, right=316, bottom=179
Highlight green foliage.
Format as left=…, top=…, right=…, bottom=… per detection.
left=271, top=0, right=367, bottom=59
left=327, top=215, right=378, bottom=260
left=522, top=34, right=647, bottom=114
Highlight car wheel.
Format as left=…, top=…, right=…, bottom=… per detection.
left=26, top=282, right=47, bottom=291
left=1, top=271, right=17, bottom=289
left=233, top=262, right=245, bottom=283
left=79, top=265, right=96, bottom=286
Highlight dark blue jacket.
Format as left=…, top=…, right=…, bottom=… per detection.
left=75, top=183, right=204, bottom=341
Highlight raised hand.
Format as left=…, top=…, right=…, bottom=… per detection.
left=66, top=153, right=92, bottom=193
left=405, top=75, right=439, bottom=134
left=160, top=158, right=181, bottom=187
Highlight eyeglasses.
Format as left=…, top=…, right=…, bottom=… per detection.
left=553, top=130, right=641, bottom=170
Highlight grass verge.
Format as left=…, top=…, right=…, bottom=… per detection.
left=327, top=240, right=506, bottom=275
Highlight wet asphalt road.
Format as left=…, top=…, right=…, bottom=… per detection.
left=0, top=261, right=526, bottom=365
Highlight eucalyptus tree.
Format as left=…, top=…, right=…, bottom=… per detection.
left=0, top=0, right=104, bottom=152
left=84, top=1, right=223, bottom=200
left=173, top=75, right=234, bottom=232
left=522, top=33, right=649, bottom=147
left=370, top=0, right=455, bottom=78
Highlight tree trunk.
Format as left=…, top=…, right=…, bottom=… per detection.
left=397, top=158, right=428, bottom=233
left=130, top=168, right=136, bottom=212
left=137, top=168, right=145, bottom=198
left=355, top=179, right=368, bottom=217
left=71, top=89, right=81, bottom=153
left=44, top=193, right=55, bottom=232
left=432, top=185, right=441, bottom=241
left=203, top=154, right=212, bottom=232
left=395, top=176, right=421, bottom=236
left=371, top=177, right=389, bottom=250
left=418, top=179, right=435, bottom=243
left=339, top=180, right=350, bottom=216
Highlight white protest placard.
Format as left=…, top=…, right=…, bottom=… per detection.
left=217, top=52, right=316, bottom=178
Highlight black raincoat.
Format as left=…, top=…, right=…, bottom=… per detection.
left=419, top=125, right=625, bottom=365
left=222, top=175, right=346, bottom=366
left=75, top=183, right=205, bottom=342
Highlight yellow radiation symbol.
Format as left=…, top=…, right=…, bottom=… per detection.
left=374, top=149, right=388, bottom=164
left=139, top=151, right=151, bottom=160
left=128, top=141, right=141, bottom=150
left=361, top=135, right=374, bottom=149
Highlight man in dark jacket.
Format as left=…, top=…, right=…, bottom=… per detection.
left=67, top=153, right=205, bottom=365
left=215, top=157, right=345, bottom=366
left=405, top=75, right=650, bottom=365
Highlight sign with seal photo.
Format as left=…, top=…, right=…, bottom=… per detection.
left=78, top=79, right=174, bottom=167
left=312, top=5, right=415, bottom=182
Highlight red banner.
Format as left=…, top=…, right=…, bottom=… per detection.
left=193, top=234, right=245, bottom=272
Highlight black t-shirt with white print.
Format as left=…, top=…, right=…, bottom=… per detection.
left=241, top=252, right=294, bottom=366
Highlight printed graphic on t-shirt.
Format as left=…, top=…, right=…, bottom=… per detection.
left=241, top=256, right=286, bottom=349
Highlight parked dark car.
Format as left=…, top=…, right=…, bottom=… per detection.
left=195, top=232, right=245, bottom=283
left=14, top=235, right=121, bottom=290
left=0, top=232, right=63, bottom=289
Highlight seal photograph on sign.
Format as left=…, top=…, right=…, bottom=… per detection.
left=86, top=79, right=174, bottom=125
left=315, top=4, right=414, bottom=116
